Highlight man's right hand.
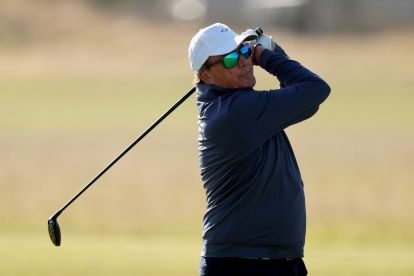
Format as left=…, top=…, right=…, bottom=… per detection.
left=252, top=44, right=264, bottom=65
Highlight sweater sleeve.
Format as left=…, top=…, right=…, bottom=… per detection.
left=228, top=46, right=331, bottom=146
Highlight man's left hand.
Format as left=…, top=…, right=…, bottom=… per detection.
left=240, top=29, right=259, bottom=42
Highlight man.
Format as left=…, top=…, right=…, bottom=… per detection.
left=188, top=23, right=330, bottom=276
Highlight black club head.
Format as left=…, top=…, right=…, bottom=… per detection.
left=48, top=218, right=61, bottom=246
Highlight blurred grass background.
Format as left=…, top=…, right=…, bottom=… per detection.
left=1, top=0, right=413, bottom=275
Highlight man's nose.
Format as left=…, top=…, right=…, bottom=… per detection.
left=237, top=54, right=251, bottom=67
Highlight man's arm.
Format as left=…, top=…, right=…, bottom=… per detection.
left=228, top=44, right=330, bottom=146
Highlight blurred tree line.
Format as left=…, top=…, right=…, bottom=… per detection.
left=87, top=0, right=414, bottom=32
left=0, top=0, right=413, bottom=43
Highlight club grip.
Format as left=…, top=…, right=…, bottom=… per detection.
left=255, top=27, right=263, bottom=36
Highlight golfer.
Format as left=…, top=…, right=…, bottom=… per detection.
left=188, top=23, right=330, bottom=276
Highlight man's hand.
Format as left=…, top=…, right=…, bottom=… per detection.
left=253, top=44, right=265, bottom=66
left=240, top=29, right=258, bottom=42
left=256, top=31, right=275, bottom=51
left=243, top=27, right=275, bottom=51
left=242, top=27, right=274, bottom=65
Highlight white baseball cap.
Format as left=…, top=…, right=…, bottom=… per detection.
left=188, top=23, right=257, bottom=72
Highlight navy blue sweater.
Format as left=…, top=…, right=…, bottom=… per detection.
left=196, top=46, right=330, bottom=258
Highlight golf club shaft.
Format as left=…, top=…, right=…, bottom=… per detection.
left=50, top=87, right=196, bottom=219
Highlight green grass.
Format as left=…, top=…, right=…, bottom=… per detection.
left=0, top=76, right=196, bottom=132
left=305, top=223, right=414, bottom=275
left=0, top=232, right=201, bottom=276
left=307, top=243, right=414, bottom=276
left=1, top=227, right=414, bottom=276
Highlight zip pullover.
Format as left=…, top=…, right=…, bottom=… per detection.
left=197, top=45, right=330, bottom=258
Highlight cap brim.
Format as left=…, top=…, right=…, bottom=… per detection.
left=210, top=33, right=257, bottom=57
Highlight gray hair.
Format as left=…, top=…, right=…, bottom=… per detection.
left=193, top=59, right=210, bottom=86
left=193, top=73, right=202, bottom=86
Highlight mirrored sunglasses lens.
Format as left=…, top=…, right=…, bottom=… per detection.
left=223, top=52, right=239, bottom=69
left=240, top=44, right=252, bottom=59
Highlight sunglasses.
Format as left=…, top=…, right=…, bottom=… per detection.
left=207, top=43, right=253, bottom=69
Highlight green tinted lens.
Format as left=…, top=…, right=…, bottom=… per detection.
left=223, top=52, right=239, bottom=69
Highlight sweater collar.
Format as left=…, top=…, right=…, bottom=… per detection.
left=197, top=83, right=244, bottom=102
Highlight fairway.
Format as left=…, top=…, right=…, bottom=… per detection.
left=1, top=229, right=414, bottom=275
left=0, top=8, right=414, bottom=275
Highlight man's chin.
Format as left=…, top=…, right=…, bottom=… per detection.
left=242, top=75, right=256, bottom=89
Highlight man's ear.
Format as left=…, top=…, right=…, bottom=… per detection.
left=199, top=70, right=211, bottom=84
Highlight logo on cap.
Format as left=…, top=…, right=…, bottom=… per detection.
left=221, top=28, right=228, bottom=32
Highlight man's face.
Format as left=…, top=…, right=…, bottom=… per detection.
left=200, top=44, right=256, bottom=89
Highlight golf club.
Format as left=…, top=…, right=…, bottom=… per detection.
left=48, top=87, right=196, bottom=246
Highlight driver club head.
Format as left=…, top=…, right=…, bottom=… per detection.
left=48, top=217, right=61, bottom=246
